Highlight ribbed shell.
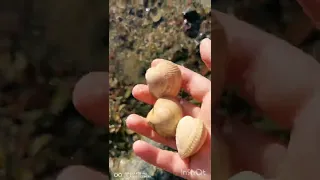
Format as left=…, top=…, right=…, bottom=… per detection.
left=146, top=97, right=182, bottom=137
left=145, top=60, right=182, bottom=98
left=176, top=116, right=207, bottom=159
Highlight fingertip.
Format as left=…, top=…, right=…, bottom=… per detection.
left=72, top=72, right=108, bottom=126
left=200, top=38, right=211, bottom=70
left=133, top=140, right=144, bottom=147
left=132, top=84, right=157, bottom=105
left=132, top=140, right=150, bottom=154
left=125, top=114, right=139, bottom=127
left=125, top=114, right=134, bottom=127
left=200, top=37, right=211, bottom=46
left=132, top=84, right=145, bottom=97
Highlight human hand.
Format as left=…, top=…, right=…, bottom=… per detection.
left=125, top=38, right=214, bottom=180
left=211, top=10, right=320, bottom=180
left=71, top=10, right=320, bottom=180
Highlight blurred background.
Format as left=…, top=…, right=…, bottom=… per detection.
left=0, top=0, right=319, bottom=180
left=0, top=0, right=107, bottom=179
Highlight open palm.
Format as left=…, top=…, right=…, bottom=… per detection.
left=126, top=39, right=224, bottom=180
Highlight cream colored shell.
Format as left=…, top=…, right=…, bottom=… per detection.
left=146, top=97, right=183, bottom=137
left=176, top=116, right=207, bottom=159
left=145, top=60, right=182, bottom=98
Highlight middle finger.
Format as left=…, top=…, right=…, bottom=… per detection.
left=132, top=84, right=201, bottom=117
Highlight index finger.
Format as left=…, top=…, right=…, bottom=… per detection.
left=151, top=59, right=211, bottom=102
left=200, top=38, right=212, bottom=70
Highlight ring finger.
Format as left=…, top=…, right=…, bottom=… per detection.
left=132, top=84, right=201, bottom=117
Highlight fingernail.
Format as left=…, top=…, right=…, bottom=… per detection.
left=200, top=38, right=210, bottom=45
left=126, top=114, right=134, bottom=122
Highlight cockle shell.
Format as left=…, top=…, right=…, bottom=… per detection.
left=176, top=116, right=208, bottom=159
left=145, top=60, right=182, bottom=98
left=146, top=97, right=183, bottom=137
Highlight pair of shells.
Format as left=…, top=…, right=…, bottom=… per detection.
left=145, top=60, right=208, bottom=158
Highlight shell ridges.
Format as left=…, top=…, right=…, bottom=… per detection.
left=146, top=97, right=183, bottom=137
left=176, top=116, right=207, bottom=158
left=145, top=60, right=181, bottom=98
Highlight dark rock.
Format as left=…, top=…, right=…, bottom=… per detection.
left=136, top=9, right=144, bottom=18
left=183, top=9, right=201, bottom=24
left=152, top=17, right=163, bottom=28
left=182, top=9, right=202, bottom=38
